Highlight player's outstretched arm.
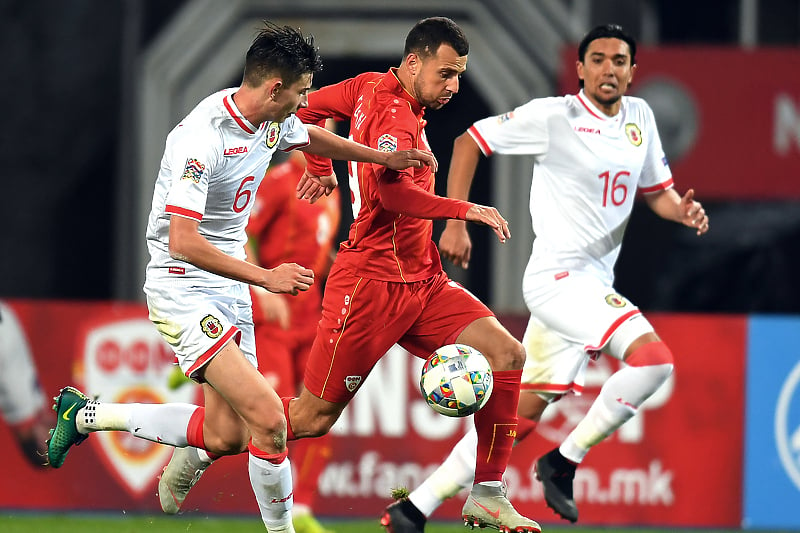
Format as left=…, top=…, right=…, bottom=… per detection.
left=303, top=125, right=438, bottom=172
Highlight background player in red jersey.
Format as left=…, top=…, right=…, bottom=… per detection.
left=247, top=139, right=340, bottom=533
left=288, top=17, right=541, bottom=533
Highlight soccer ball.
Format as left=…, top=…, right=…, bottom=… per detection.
left=419, top=344, right=493, bottom=417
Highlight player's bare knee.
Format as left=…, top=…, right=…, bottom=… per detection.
left=482, top=339, right=525, bottom=371
left=250, top=410, right=288, bottom=442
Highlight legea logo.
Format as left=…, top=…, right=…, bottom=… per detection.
left=776, top=360, right=800, bottom=491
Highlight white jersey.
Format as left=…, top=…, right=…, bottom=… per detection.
left=469, top=90, right=672, bottom=287
left=144, top=88, right=310, bottom=293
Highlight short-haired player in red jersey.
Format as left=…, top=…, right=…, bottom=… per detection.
left=290, top=17, right=541, bottom=533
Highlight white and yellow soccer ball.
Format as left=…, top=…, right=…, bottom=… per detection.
left=419, top=344, right=493, bottom=417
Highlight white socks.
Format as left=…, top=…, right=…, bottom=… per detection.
left=561, top=363, right=673, bottom=463
left=249, top=453, right=294, bottom=532
left=409, top=427, right=477, bottom=517
left=76, top=401, right=198, bottom=447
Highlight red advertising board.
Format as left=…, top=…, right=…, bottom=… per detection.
left=560, top=48, right=800, bottom=200
left=0, top=301, right=745, bottom=527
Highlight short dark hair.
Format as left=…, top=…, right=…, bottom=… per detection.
left=403, top=17, right=469, bottom=59
left=578, top=24, right=637, bottom=65
left=243, top=21, right=323, bottom=88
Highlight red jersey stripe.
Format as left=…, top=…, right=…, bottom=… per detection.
left=640, top=178, right=674, bottom=194
left=468, top=125, right=493, bottom=156
left=576, top=93, right=605, bottom=120
left=165, top=205, right=203, bottom=222
left=223, top=95, right=255, bottom=134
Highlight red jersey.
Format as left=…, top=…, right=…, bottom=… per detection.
left=298, top=69, right=471, bottom=283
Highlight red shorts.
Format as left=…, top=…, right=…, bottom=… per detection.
left=304, top=264, right=493, bottom=402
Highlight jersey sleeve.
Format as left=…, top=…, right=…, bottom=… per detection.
left=468, top=99, right=550, bottom=157
left=297, top=78, right=363, bottom=176
left=637, top=102, right=674, bottom=194
left=373, top=99, right=471, bottom=220
left=278, top=115, right=310, bottom=152
left=163, top=126, right=223, bottom=222
left=378, top=170, right=472, bottom=220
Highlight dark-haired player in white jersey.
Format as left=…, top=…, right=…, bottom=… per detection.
left=386, top=24, right=709, bottom=529
left=45, top=21, right=435, bottom=533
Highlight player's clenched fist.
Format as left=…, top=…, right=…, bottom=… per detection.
left=262, top=263, right=315, bottom=295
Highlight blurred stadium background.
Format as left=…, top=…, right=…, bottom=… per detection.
left=1, top=0, right=799, bottom=531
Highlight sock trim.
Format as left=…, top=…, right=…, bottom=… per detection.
left=248, top=439, right=288, bottom=464
left=186, top=407, right=205, bottom=449
left=281, top=396, right=296, bottom=441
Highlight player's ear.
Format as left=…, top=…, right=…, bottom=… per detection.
left=268, top=80, right=283, bottom=101
left=406, top=53, right=419, bottom=76
left=575, top=59, right=584, bottom=84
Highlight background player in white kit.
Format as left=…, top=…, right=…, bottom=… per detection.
left=0, top=301, right=54, bottom=468
left=45, top=21, right=435, bottom=533
left=383, top=24, right=710, bottom=530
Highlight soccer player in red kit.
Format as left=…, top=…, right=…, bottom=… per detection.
left=289, top=17, right=541, bottom=532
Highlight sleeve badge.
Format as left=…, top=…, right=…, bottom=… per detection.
left=181, top=158, right=205, bottom=183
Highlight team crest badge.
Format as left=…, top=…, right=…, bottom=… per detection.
left=265, top=122, right=281, bottom=148
left=181, top=158, right=205, bottom=183
left=82, top=317, right=200, bottom=497
left=625, top=123, right=643, bottom=146
left=605, top=293, right=626, bottom=308
left=377, top=133, right=398, bottom=152
left=200, top=314, right=223, bottom=339
left=345, top=375, right=362, bottom=392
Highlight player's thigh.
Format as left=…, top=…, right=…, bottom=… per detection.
left=401, top=273, right=492, bottom=358
left=303, top=268, right=413, bottom=402
left=204, top=340, right=283, bottom=433
left=200, top=380, right=248, bottom=452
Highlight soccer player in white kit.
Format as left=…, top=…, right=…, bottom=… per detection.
left=45, top=22, right=435, bottom=533
left=383, top=24, right=710, bottom=530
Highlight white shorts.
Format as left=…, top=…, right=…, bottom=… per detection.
left=145, top=282, right=256, bottom=381
left=520, top=270, right=654, bottom=398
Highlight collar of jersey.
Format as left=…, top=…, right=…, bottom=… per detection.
left=576, top=89, right=622, bottom=123
left=223, top=93, right=257, bottom=134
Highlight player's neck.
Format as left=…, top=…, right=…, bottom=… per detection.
left=394, top=66, right=419, bottom=106
left=231, top=86, right=271, bottom=127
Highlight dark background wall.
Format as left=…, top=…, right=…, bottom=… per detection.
left=1, top=0, right=799, bottom=313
